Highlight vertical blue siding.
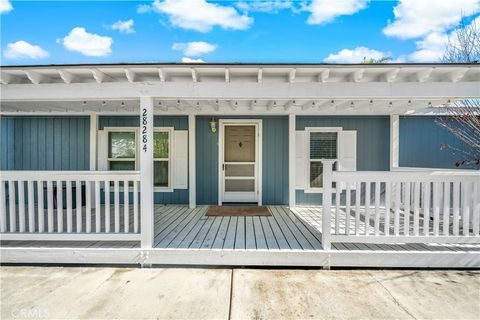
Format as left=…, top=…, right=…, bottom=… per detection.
left=296, top=116, right=390, bottom=205
left=196, top=116, right=289, bottom=205
left=1, top=117, right=15, bottom=170
left=400, top=116, right=479, bottom=169
left=1, top=116, right=90, bottom=170
left=99, top=115, right=189, bottom=204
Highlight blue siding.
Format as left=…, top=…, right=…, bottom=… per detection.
left=1, top=116, right=90, bottom=170
left=1, top=117, right=15, bottom=170
left=99, top=115, right=189, bottom=204
left=400, top=116, right=479, bottom=169
left=296, top=116, right=390, bottom=205
left=196, top=116, right=289, bottom=205
left=99, top=116, right=188, bottom=130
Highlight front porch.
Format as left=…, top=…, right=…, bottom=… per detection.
left=2, top=204, right=479, bottom=268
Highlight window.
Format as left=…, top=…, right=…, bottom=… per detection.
left=153, top=131, right=170, bottom=187
left=105, top=127, right=172, bottom=190
left=308, top=130, right=339, bottom=189
left=108, top=131, right=137, bottom=170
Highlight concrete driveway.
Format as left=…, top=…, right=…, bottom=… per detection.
left=1, top=266, right=479, bottom=319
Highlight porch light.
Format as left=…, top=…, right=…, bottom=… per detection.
left=210, top=118, right=217, bottom=134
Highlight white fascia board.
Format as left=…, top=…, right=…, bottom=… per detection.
left=2, top=81, right=479, bottom=101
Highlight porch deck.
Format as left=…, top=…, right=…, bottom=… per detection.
left=2, top=205, right=479, bottom=255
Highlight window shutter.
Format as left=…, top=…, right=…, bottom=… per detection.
left=173, top=130, right=188, bottom=189
left=97, top=130, right=108, bottom=171
left=295, top=131, right=307, bottom=189
left=339, top=130, right=357, bottom=189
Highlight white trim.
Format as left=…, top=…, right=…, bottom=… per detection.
left=288, top=114, right=296, bottom=208
left=218, top=119, right=262, bottom=205
left=89, top=114, right=98, bottom=171
left=305, top=127, right=342, bottom=193
left=332, top=235, right=480, bottom=244
left=390, top=114, right=399, bottom=170
left=188, top=114, right=196, bottom=208
left=0, top=233, right=141, bottom=241
left=1, top=247, right=478, bottom=268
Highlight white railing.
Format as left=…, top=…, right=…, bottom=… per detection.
left=321, top=160, right=480, bottom=249
left=0, top=171, right=141, bottom=241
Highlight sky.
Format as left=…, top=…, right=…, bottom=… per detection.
left=1, top=0, right=480, bottom=65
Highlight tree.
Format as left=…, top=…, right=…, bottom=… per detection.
left=442, top=15, right=480, bottom=63
left=361, top=57, right=392, bottom=64
left=435, top=99, right=480, bottom=167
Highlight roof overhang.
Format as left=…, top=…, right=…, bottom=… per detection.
left=1, top=63, right=479, bottom=115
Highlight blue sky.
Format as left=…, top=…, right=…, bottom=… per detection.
left=1, top=0, right=479, bottom=65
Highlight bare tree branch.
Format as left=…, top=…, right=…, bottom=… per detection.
left=442, top=14, right=480, bottom=63
left=435, top=99, right=480, bottom=167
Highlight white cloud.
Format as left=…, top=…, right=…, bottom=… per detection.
left=152, top=0, right=253, bottom=32
left=407, top=16, right=480, bottom=62
left=0, top=0, right=13, bottom=14
left=137, top=4, right=151, bottom=13
left=60, top=27, right=113, bottom=57
left=408, top=32, right=448, bottom=62
left=172, top=41, right=217, bottom=56
left=236, top=1, right=292, bottom=13
left=181, top=57, right=205, bottom=63
left=383, top=0, right=480, bottom=39
left=3, top=41, right=49, bottom=59
left=324, top=46, right=388, bottom=63
left=304, top=0, right=369, bottom=25
left=110, top=19, right=135, bottom=34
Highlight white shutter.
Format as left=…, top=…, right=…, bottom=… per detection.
left=295, top=131, right=307, bottom=189
left=97, top=130, right=108, bottom=171
left=173, top=130, right=188, bottom=189
left=339, top=130, right=357, bottom=190
left=339, top=130, right=357, bottom=171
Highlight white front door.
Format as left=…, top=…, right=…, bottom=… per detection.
left=220, top=120, right=261, bottom=204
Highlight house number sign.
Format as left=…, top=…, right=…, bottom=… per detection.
left=142, top=107, right=148, bottom=152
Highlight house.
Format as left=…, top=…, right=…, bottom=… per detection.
left=0, top=63, right=479, bottom=268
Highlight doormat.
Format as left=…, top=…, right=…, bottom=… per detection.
left=206, top=206, right=271, bottom=216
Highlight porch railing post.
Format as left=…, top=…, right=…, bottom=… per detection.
left=321, top=160, right=334, bottom=250
left=140, top=97, right=154, bottom=248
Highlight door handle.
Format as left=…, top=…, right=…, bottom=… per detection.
left=222, top=164, right=225, bottom=171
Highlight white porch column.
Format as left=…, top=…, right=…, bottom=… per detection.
left=188, top=114, right=196, bottom=208
left=140, top=97, right=154, bottom=248
left=288, top=114, right=296, bottom=208
left=89, top=113, right=98, bottom=170
left=321, top=160, right=335, bottom=251
left=390, top=114, right=399, bottom=170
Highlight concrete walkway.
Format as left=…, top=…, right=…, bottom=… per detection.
left=1, top=267, right=478, bottom=319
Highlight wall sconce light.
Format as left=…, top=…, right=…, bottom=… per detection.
left=210, top=118, right=217, bottom=133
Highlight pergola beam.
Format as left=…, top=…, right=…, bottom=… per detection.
left=125, top=69, right=136, bottom=83
left=92, top=69, right=112, bottom=83
left=58, top=70, right=75, bottom=84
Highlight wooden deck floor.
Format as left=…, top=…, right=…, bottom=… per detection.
left=153, top=206, right=323, bottom=250
left=2, top=205, right=479, bottom=253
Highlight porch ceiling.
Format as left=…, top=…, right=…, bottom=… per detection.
left=1, top=63, right=479, bottom=115
left=0, top=98, right=457, bottom=115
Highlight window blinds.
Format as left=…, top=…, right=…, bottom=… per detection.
left=310, top=132, right=338, bottom=159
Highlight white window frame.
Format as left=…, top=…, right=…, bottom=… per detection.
left=305, top=127, right=342, bottom=193
left=106, top=127, right=138, bottom=170
left=153, top=127, right=173, bottom=192
left=103, top=126, right=174, bottom=192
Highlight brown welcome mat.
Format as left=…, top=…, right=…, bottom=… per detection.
left=206, top=206, right=271, bottom=217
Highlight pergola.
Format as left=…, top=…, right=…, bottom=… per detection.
left=1, top=63, right=479, bottom=115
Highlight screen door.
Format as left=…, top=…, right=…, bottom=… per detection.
left=221, top=124, right=259, bottom=203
